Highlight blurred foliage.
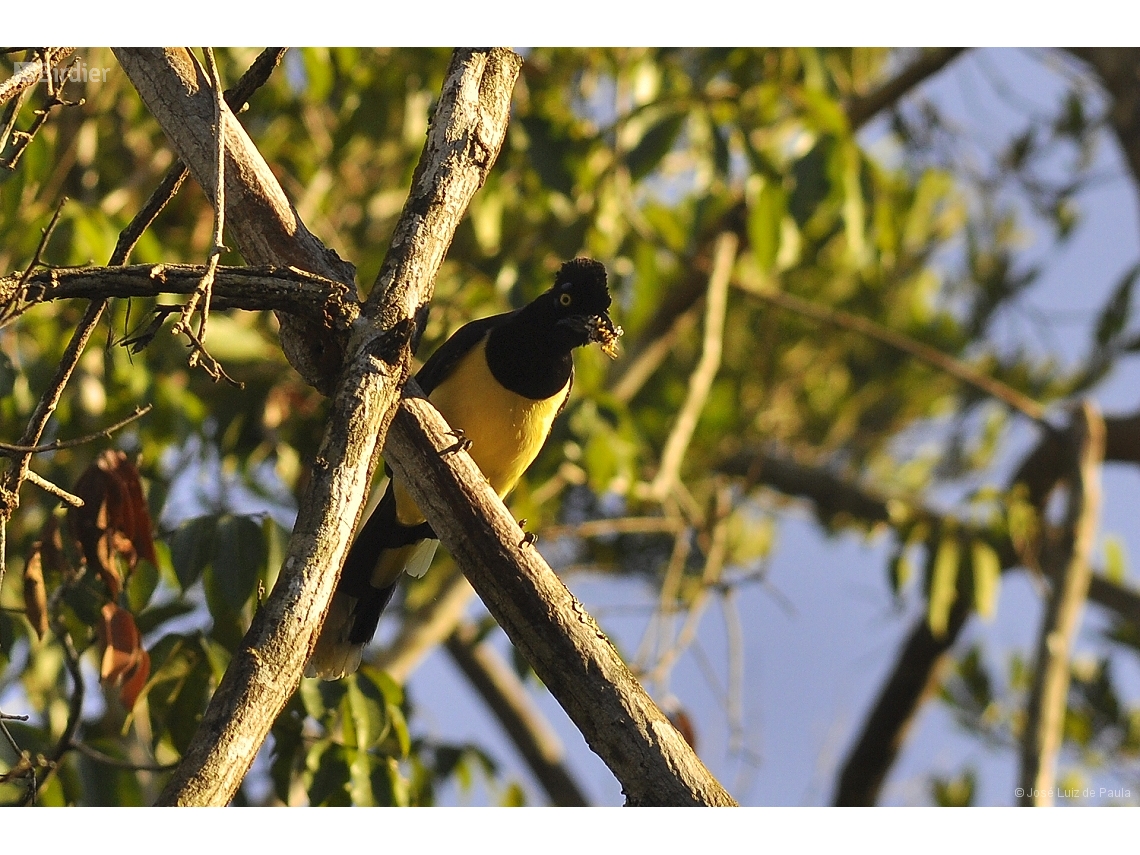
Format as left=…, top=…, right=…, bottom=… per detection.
left=0, top=47, right=1137, bottom=805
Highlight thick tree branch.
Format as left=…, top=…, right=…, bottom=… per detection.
left=445, top=621, right=591, bottom=806
left=1, top=264, right=358, bottom=329
left=154, top=48, right=521, bottom=807
left=385, top=388, right=736, bottom=806
left=0, top=48, right=75, bottom=107
left=846, top=48, right=967, bottom=132
left=1018, top=402, right=1104, bottom=805
left=1066, top=49, right=1140, bottom=198
left=112, top=47, right=354, bottom=392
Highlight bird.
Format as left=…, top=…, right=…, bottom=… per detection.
left=307, top=258, right=620, bottom=680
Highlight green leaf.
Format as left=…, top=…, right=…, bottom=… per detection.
left=627, top=112, right=687, bottom=181
left=927, top=533, right=960, bottom=639
left=306, top=739, right=351, bottom=806
left=747, top=176, right=787, bottom=272
left=1095, top=263, right=1139, bottom=347
left=125, top=557, right=159, bottom=614
left=0, top=350, right=16, bottom=398
left=1104, top=535, right=1128, bottom=583
left=346, top=671, right=391, bottom=751
left=209, top=514, right=267, bottom=613
left=789, top=135, right=834, bottom=226
left=168, top=514, right=219, bottom=590
left=888, top=548, right=912, bottom=597
left=134, top=599, right=197, bottom=636
left=969, top=539, right=1001, bottom=619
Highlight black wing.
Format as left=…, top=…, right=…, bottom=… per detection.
left=414, top=310, right=516, bottom=395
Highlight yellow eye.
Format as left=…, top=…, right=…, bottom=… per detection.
left=559, top=293, right=573, bottom=306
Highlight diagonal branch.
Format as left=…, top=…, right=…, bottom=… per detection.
left=112, top=47, right=354, bottom=393
left=153, top=48, right=522, bottom=807
left=1018, top=401, right=1104, bottom=805
left=734, top=278, right=1050, bottom=426
left=648, top=232, right=737, bottom=500
left=385, top=388, right=736, bottom=806
left=846, top=48, right=968, bottom=132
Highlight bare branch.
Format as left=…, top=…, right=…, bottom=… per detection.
left=173, top=48, right=228, bottom=377
left=23, top=470, right=83, bottom=507
left=1018, top=401, right=1104, bottom=805
left=0, top=404, right=151, bottom=455
left=113, top=47, right=354, bottom=392
left=734, top=277, right=1051, bottom=427
left=1, top=264, right=357, bottom=328
left=110, top=48, right=287, bottom=267
left=846, top=48, right=967, bottom=131
left=0, top=48, right=74, bottom=107
left=385, top=388, right=736, bottom=806
left=648, top=233, right=737, bottom=500
left=154, top=48, right=522, bottom=807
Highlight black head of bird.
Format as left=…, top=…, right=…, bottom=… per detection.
left=514, top=257, right=622, bottom=358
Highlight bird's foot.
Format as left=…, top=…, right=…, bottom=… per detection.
left=519, top=530, right=539, bottom=548
left=441, top=428, right=473, bottom=456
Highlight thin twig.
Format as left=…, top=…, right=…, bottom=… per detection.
left=0, top=404, right=152, bottom=455
left=174, top=47, right=227, bottom=374
left=69, top=740, right=179, bottom=773
left=735, top=279, right=1052, bottom=428
left=647, top=485, right=732, bottom=685
left=0, top=48, right=75, bottom=108
left=23, top=470, right=82, bottom=507
left=648, top=232, right=737, bottom=501
left=2, top=57, right=83, bottom=171
left=18, top=622, right=83, bottom=805
left=0, top=197, right=67, bottom=325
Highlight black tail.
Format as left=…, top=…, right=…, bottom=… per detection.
left=306, top=485, right=435, bottom=680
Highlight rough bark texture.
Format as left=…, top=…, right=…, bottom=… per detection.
left=1018, top=402, right=1105, bottom=805
left=385, top=389, right=737, bottom=807
left=112, top=47, right=355, bottom=392
left=1, top=264, right=357, bottom=327
left=147, top=48, right=522, bottom=806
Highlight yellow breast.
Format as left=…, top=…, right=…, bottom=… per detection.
left=393, top=337, right=568, bottom=527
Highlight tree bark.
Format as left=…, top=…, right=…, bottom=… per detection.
left=385, top=389, right=737, bottom=806
left=140, top=48, right=522, bottom=806
left=112, top=47, right=356, bottom=393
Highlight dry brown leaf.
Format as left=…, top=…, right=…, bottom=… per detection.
left=119, top=647, right=150, bottom=710
left=96, top=602, right=151, bottom=709
left=69, top=450, right=157, bottom=597
left=22, top=544, right=49, bottom=640
left=98, top=602, right=140, bottom=683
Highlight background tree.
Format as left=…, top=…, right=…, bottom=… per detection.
left=1, top=46, right=1139, bottom=806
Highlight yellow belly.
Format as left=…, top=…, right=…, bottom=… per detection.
left=393, top=337, right=568, bottom=527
